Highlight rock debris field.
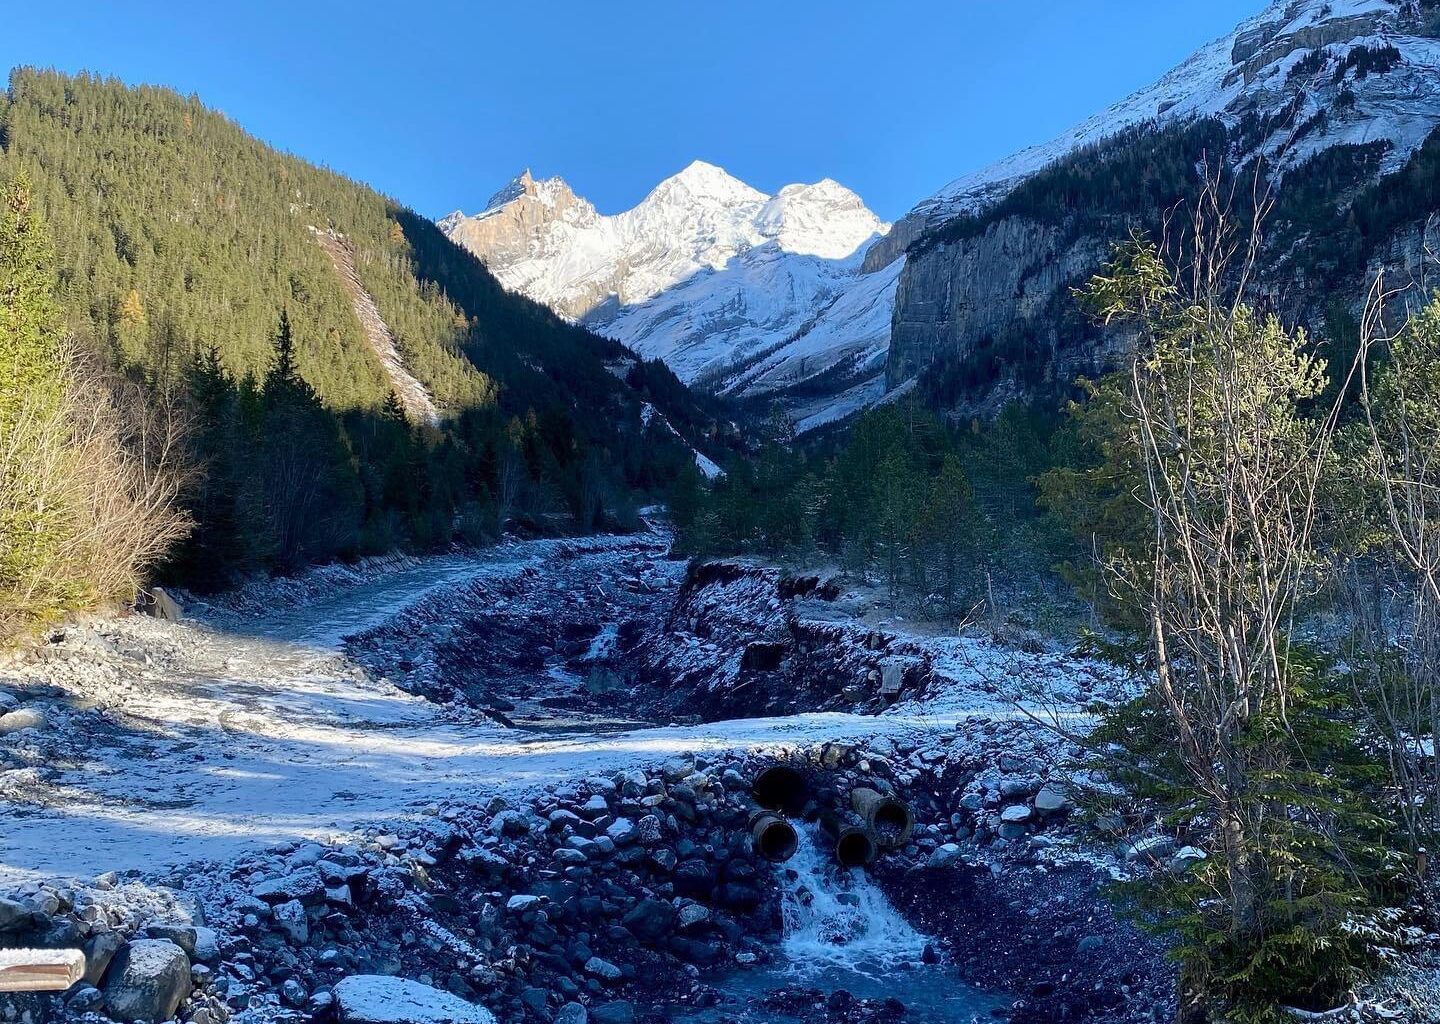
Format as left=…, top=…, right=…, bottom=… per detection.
left=0, top=528, right=1172, bottom=1024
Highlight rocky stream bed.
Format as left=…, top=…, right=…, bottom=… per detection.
left=0, top=528, right=1226, bottom=1024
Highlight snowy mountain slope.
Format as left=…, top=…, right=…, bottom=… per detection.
left=874, top=0, right=1440, bottom=415
left=867, top=0, right=1440, bottom=271
left=439, top=163, right=898, bottom=422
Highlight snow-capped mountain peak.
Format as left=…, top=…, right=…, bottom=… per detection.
left=758, top=179, right=888, bottom=259
left=438, top=164, right=898, bottom=399
left=645, top=159, right=767, bottom=207
left=865, top=0, right=1440, bottom=268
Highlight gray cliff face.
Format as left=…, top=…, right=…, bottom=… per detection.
left=885, top=218, right=1113, bottom=405
left=881, top=0, right=1440, bottom=413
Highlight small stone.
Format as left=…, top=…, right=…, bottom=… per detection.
left=584, top=956, right=624, bottom=982
left=66, top=984, right=105, bottom=1014
left=506, top=894, right=541, bottom=913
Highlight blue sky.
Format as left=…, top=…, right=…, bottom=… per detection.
left=4, top=1, right=1265, bottom=221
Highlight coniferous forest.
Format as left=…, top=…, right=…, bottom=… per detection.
left=0, top=68, right=725, bottom=602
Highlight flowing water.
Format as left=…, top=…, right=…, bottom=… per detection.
left=668, top=826, right=1006, bottom=1023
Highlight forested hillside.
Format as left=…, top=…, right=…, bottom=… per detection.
left=0, top=69, right=725, bottom=591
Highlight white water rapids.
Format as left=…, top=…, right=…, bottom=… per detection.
left=778, top=825, right=930, bottom=976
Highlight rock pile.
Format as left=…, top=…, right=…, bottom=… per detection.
left=2, top=714, right=1174, bottom=1024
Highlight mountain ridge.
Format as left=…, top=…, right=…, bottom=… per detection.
left=439, top=162, right=897, bottom=425
left=879, top=0, right=1440, bottom=415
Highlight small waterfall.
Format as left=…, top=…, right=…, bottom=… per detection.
left=778, top=825, right=930, bottom=977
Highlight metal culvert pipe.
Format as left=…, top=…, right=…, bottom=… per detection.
left=819, top=807, right=878, bottom=868
left=749, top=811, right=799, bottom=863
left=851, top=787, right=914, bottom=848
left=751, top=764, right=809, bottom=817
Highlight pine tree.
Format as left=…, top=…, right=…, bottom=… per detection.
left=0, top=172, right=74, bottom=623
left=0, top=171, right=66, bottom=428
left=921, top=454, right=975, bottom=612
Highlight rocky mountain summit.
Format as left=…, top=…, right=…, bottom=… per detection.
left=439, top=163, right=898, bottom=428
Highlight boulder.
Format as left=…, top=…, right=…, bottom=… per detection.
left=333, top=976, right=495, bottom=1024
left=584, top=956, right=624, bottom=982
left=143, top=923, right=220, bottom=961
left=253, top=867, right=326, bottom=905
left=590, top=1002, right=635, bottom=1024
left=0, top=708, right=47, bottom=735
left=271, top=899, right=310, bottom=944
left=621, top=898, right=673, bottom=939
left=100, top=939, right=192, bottom=1024
left=1125, top=835, right=1178, bottom=864
left=1034, top=783, right=1071, bottom=816
left=555, top=1004, right=588, bottom=1024
left=0, top=896, right=32, bottom=932
left=82, top=929, right=125, bottom=984
left=927, top=844, right=964, bottom=869
left=999, top=804, right=1033, bottom=825
left=145, top=587, right=184, bottom=622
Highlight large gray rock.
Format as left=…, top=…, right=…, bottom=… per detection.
left=1034, top=782, right=1071, bottom=815
left=271, top=899, right=309, bottom=944
left=333, top=975, right=495, bottom=1024
left=253, top=867, right=325, bottom=905
left=555, top=1004, right=588, bottom=1024
left=0, top=896, right=32, bottom=932
left=145, top=587, right=184, bottom=622
left=590, top=1002, right=635, bottom=1024
left=927, top=843, right=964, bottom=869
left=101, top=939, right=192, bottom=1024
left=0, top=707, right=47, bottom=735
left=82, top=929, right=125, bottom=985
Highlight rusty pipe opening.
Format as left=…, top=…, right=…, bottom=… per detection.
left=833, top=827, right=879, bottom=868
left=851, top=787, right=914, bottom=848
left=751, top=764, right=809, bottom=817
left=749, top=811, right=799, bottom=862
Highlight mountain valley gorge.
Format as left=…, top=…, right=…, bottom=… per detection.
left=8, top=2, right=1440, bottom=1023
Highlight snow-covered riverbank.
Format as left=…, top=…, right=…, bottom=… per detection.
left=0, top=531, right=1111, bottom=885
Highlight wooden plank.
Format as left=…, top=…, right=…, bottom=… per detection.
left=0, top=948, right=86, bottom=992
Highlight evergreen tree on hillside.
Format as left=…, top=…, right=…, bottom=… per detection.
left=0, top=68, right=721, bottom=585
left=0, top=174, right=189, bottom=636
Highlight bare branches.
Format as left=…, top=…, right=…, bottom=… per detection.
left=0, top=345, right=192, bottom=639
